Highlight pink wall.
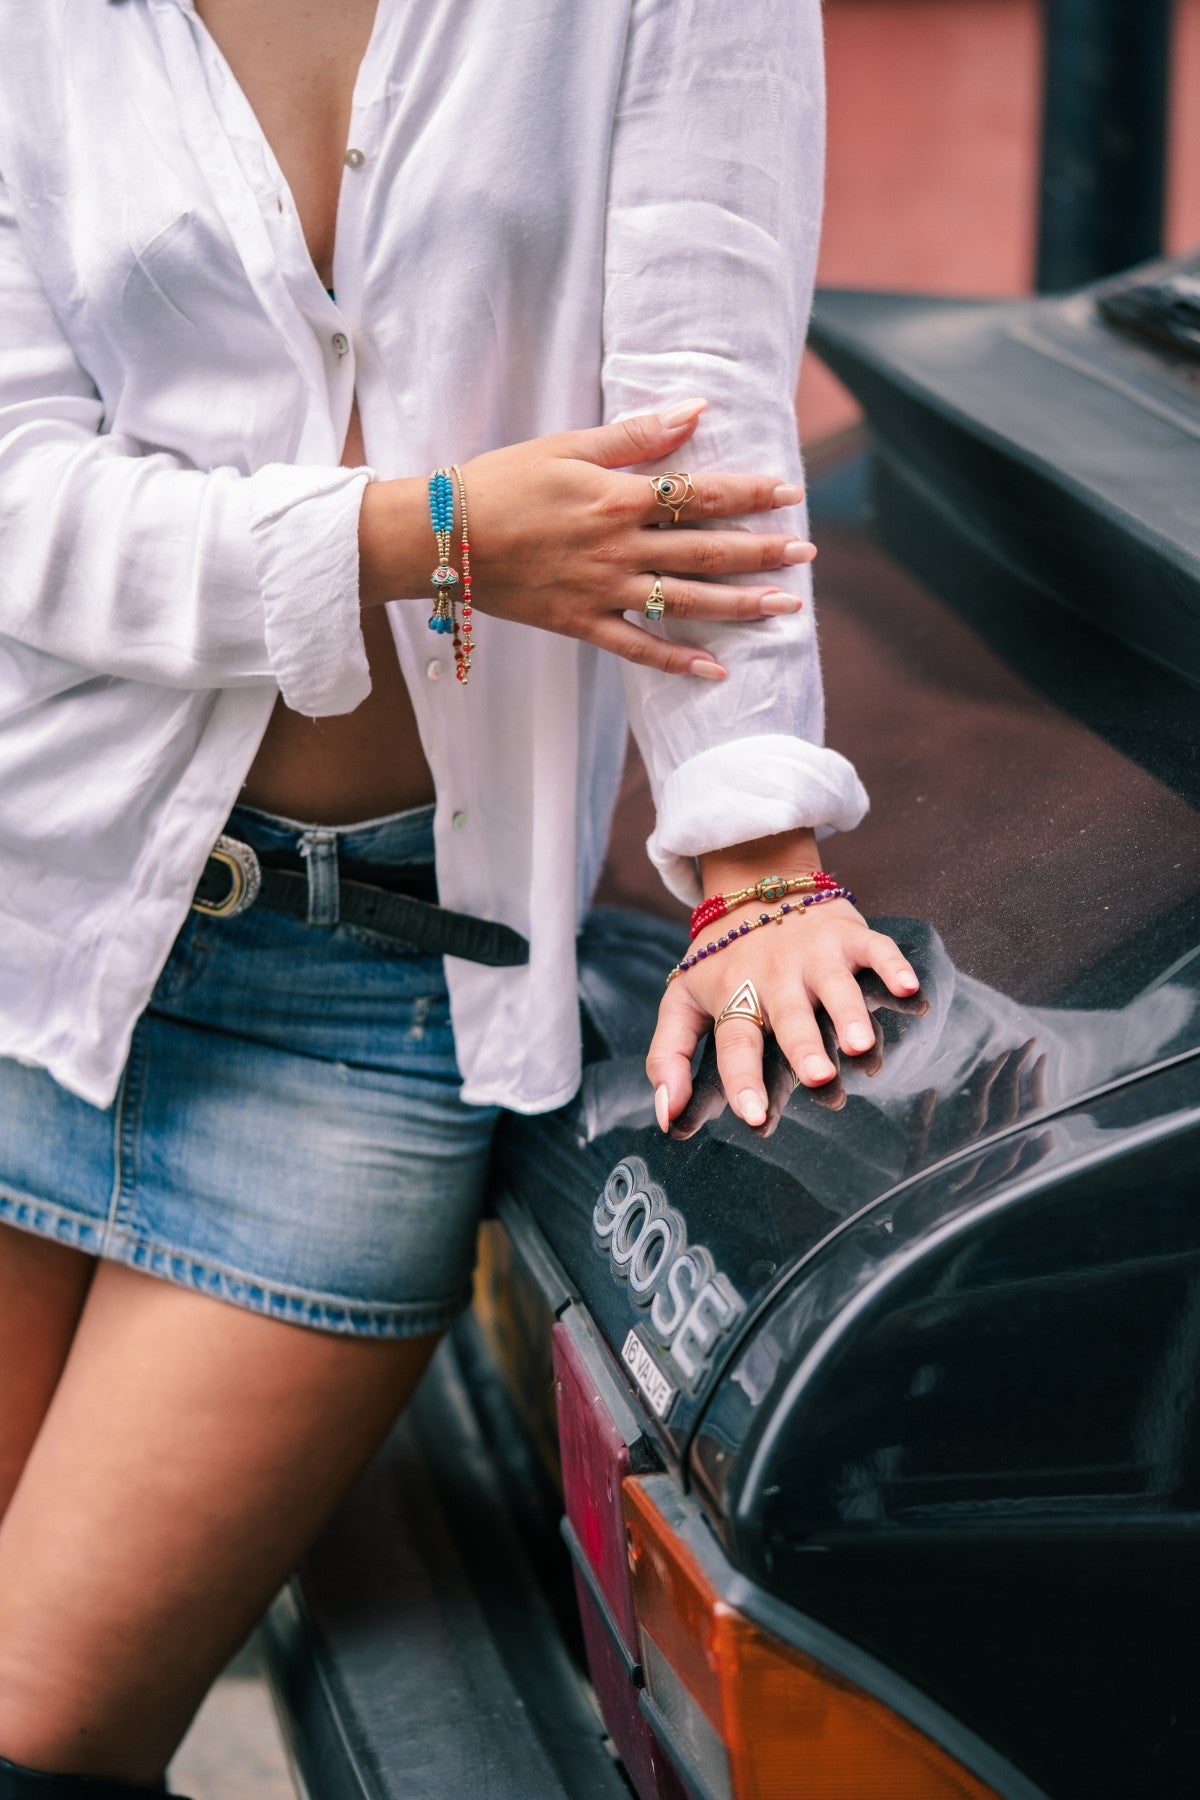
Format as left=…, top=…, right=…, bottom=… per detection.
left=800, top=0, right=1200, bottom=442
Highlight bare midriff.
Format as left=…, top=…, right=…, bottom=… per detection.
left=201, top=0, right=436, bottom=826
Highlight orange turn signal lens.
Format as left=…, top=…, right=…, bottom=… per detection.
left=623, top=1477, right=999, bottom=1800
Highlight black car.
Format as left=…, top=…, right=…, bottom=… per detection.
left=261, top=262, right=1200, bottom=1800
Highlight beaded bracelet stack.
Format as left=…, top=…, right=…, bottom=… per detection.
left=666, top=882, right=856, bottom=986
left=427, top=465, right=475, bottom=684
left=689, top=871, right=840, bottom=941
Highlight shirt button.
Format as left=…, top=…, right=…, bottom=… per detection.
left=452, top=810, right=468, bottom=831
left=425, top=659, right=447, bottom=682
left=344, top=147, right=366, bottom=170
left=331, top=331, right=350, bottom=358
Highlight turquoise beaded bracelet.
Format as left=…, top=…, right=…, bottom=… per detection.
left=427, top=468, right=458, bottom=635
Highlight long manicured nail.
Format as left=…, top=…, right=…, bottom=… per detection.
left=654, top=1084, right=670, bottom=1133
left=771, top=483, right=804, bottom=506
left=759, top=591, right=801, bottom=615
left=660, top=396, right=708, bottom=427
left=783, top=539, right=817, bottom=563
left=846, top=1023, right=874, bottom=1053
left=738, top=1089, right=767, bottom=1126
left=690, top=658, right=726, bottom=680
left=803, top=1054, right=833, bottom=1083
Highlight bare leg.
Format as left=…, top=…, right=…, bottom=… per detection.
left=0, top=1223, right=97, bottom=1521
left=0, top=1259, right=439, bottom=1784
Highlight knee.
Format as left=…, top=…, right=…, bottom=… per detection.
left=0, top=1644, right=80, bottom=1774
left=0, top=1641, right=165, bottom=1787
left=0, top=1714, right=81, bottom=1780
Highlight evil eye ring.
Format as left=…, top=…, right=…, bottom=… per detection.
left=651, top=471, right=696, bottom=524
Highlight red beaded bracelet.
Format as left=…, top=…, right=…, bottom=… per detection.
left=690, top=871, right=840, bottom=941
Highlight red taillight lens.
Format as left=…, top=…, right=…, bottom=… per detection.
left=554, top=1316, right=639, bottom=1646
left=553, top=1318, right=689, bottom=1800
left=624, top=1477, right=1001, bottom=1800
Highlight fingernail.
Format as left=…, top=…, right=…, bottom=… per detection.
left=738, top=1089, right=767, bottom=1126
left=654, top=1084, right=670, bottom=1133
left=759, top=591, right=801, bottom=615
left=803, top=1054, right=832, bottom=1082
left=783, top=539, right=817, bottom=564
left=847, top=1023, right=874, bottom=1053
left=690, top=658, right=726, bottom=680
left=660, top=396, right=708, bottom=427
left=898, top=971, right=920, bottom=992
left=771, top=483, right=804, bottom=506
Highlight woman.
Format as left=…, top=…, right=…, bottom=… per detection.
left=0, top=2, right=918, bottom=1793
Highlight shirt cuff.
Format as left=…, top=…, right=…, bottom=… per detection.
left=248, top=461, right=374, bottom=717
left=647, top=733, right=870, bottom=906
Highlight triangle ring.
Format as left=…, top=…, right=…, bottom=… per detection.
left=713, top=978, right=765, bottom=1032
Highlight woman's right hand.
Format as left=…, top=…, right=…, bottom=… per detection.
left=360, top=399, right=816, bottom=678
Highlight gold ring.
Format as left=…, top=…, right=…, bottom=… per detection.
left=644, top=575, right=666, bottom=621
left=713, top=978, right=765, bottom=1032
left=651, top=471, right=696, bottom=525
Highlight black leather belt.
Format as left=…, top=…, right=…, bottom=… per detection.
left=191, top=834, right=529, bottom=968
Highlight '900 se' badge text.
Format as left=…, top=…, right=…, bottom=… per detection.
left=594, top=1156, right=745, bottom=1415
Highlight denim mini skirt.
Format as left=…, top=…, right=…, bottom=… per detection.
left=0, top=802, right=500, bottom=1337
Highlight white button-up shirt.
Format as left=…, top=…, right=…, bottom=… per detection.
left=0, top=0, right=867, bottom=1112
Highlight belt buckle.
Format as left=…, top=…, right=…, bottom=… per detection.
left=192, top=834, right=263, bottom=920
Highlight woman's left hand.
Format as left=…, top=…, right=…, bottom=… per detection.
left=647, top=890, right=921, bottom=1131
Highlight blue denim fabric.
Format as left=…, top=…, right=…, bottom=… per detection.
left=0, top=802, right=500, bottom=1336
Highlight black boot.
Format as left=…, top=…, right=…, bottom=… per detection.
left=0, top=1753, right=186, bottom=1798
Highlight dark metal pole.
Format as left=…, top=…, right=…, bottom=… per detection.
left=1036, top=0, right=1174, bottom=292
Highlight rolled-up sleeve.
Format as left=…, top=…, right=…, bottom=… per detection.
left=0, top=171, right=371, bottom=716
left=602, top=0, right=868, bottom=905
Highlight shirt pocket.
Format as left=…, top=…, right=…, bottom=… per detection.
left=122, top=211, right=201, bottom=329
left=120, top=207, right=252, bottom=344
left=111, top=206, right=296, bottom=465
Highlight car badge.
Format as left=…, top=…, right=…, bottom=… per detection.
left=594, top=1155, right=745, bottom=1403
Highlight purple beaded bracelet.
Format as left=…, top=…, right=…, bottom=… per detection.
left=664, top=885, right=856, bottom=986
